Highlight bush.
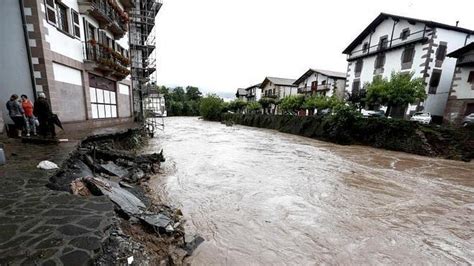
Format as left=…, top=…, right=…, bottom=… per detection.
left=199, top=94, right=226, bottom=121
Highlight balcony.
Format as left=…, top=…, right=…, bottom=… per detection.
left=314, top=84, right=331, bottom=92
left=78, top=0, right=128, bottom=39
left=457, top=54, right=474, bottom=66
left=347, top=28, right=430, bottom=61
left=84, top=40, right=130, bottom=80
left=297, top=87, right=311, bottom=94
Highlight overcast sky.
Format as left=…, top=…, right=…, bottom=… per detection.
left=154, top=0, right=474, bottom=98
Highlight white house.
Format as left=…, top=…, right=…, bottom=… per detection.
left=444, top=42, right=474, bottom=124
left=259, top=77, right=297, bottom=114
left=293, top=69, right=346, bottom=99
left=245, top=83, right=261, bottom=102
left=343, top=13, right=474, bottom=121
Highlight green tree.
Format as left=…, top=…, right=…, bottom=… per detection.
left=171, top=87, right=186, bottom=102
left=169, top=100, right=184, bottom=116
left=199, top=94, right=226, bottom=121
left=185, top=86, right=202, bottom=101
left=365, top=71, right=426, bottom=117
left=228, top=100, right=248, bottom=113
left=247, top=101, right=262, bottom=113
left=279, top=95, right=305, bottom=114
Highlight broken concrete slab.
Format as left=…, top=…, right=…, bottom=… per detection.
left=84, top=177, right=146, bottom=217
left=100, top=161, right=129, bottom=179
left=139, top=213, right=172, bottom=231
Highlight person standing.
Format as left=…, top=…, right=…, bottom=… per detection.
left=6, top=94, right=25, bottom=137
left=33, top=92, right=55, bottom=138
left=21, top=95, right=36, bottom=137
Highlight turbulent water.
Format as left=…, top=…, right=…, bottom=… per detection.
left=146, top=117, right=474, bottom=265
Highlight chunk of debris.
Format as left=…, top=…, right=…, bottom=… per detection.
left=139, top=213, right=172, bottom=232
left=37, top=160, right=59, bottom=170
left=100, top=161, right=129, bottom=178
left=184, top=235, right=205, bottom=255
left=70, top=178, right=91, bottom=196
left=84, top=177, right=146, bottom=217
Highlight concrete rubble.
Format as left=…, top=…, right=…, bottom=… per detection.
left=45, top=128, right=203, bottom=264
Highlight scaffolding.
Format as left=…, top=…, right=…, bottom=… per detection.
left=129, top=0, right=163, bottom=131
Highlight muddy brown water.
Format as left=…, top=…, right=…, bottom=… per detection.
left=146, top=117, right=474, bottom=265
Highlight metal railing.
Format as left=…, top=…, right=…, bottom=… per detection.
left=348, top=28, right=429, bottom=60
left=90, top=0, right=127, bottom=32
left=84, top=41, right=130, bottom=73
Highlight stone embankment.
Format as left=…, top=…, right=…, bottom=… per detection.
left=222, top=113, right=474, bottom=161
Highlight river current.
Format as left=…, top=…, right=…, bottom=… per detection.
left=145, top=117, right=474, bottom=265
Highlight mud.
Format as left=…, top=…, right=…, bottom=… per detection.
left=150, top=117, right=474, bottom=265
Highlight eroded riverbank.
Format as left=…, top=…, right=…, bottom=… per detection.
left=149, top=117, right=474, bottom=264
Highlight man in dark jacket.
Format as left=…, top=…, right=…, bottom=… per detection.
left=33, top=92, right=56, bottom=138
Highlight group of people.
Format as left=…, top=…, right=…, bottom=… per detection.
left=6, top=93, right=56, bottom=138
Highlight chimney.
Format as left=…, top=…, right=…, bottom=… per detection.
left=456, top=21, right=459, bottom=27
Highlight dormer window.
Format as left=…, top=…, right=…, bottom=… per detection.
left=400, top=28, right=410, bottom=40
left=362, top=42, right=369, bottom=53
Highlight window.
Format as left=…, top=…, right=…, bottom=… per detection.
left=56, top=2, right=69, bottom=33
left=378, top=36, right=388, bottom=50
left=468, top=71, right=474, bottom=83
left=362, top=42, right=369, bottom=53
left=90, top=88, right=118, bottom=119
left=45, top=0, right=56, bottom=24
left=352, top=80, right=360, bottom=94
left=436, top=43, right=447, bottom=61
left=429, top=70, right=442, bottom=94
left=311, top=81, right=317, bottom=89
left=355, top=59, right=363, bottom=74
left=71, top=10, right=80, bottom=38
left=402, top=46, right=415, bottom=64
left=87, top=23, right=96, bottom=41
left=400, top=28, right=410, bottom=40
left=375, top=53, right=386, bottom=69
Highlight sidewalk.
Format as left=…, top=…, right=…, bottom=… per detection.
left=0, top=122, right=138, bottom=265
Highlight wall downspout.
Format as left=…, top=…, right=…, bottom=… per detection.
left=18, top=0, right=37, bottom=100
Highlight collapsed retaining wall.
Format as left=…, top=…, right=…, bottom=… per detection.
left=47, top=128, right=201, bottom=264
left=222, top=113, right=474, bottom=161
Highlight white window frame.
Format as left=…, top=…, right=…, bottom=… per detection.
left=45, top=0, right=57, bottom=25
left=90, top=87, right=118, bottom=119
left=71, top=9, right=81, bottom=38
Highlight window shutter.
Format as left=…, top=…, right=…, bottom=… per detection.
left=45, top=0, right=56, bottom=24
left=355, top=60, right=363, bottom=73
left=436, top=45, right=447, bottom=61
left=402, top=47, right=414, bottom=63
left=71, top=10, right=80, bottom=38
left=429, top=70, right=442, bottom=94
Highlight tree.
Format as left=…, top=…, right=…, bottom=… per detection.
left=365, top=71, right=426, bottom=118
left=171, top=87, right=186, bottom=102
left=259, top=97, right=277, bottom=114
left=279, top=95, right=305, bottom=114
left=185, top=86, right=202, bottom=101
left=228, top=100, right=248, bottom=113
left=199, top=94, right=226, bottom=121
left=302, top=95, right=344, bottom=115
left=247, top=102, right=262, bottom=113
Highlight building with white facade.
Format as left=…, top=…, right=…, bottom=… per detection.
left=0, top=0, right=161, bottom=130
left=245, top=83, right=261, bottom=102
left=259, top=77, right=297, bottom=114
left=293, top=69, right=346, bottom=99
left=444, top=42, right=474, bottom=124
left=343, top=13, right=474, bottom=121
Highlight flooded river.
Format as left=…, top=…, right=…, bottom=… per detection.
left=147, top=117, right=474, bottom=264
